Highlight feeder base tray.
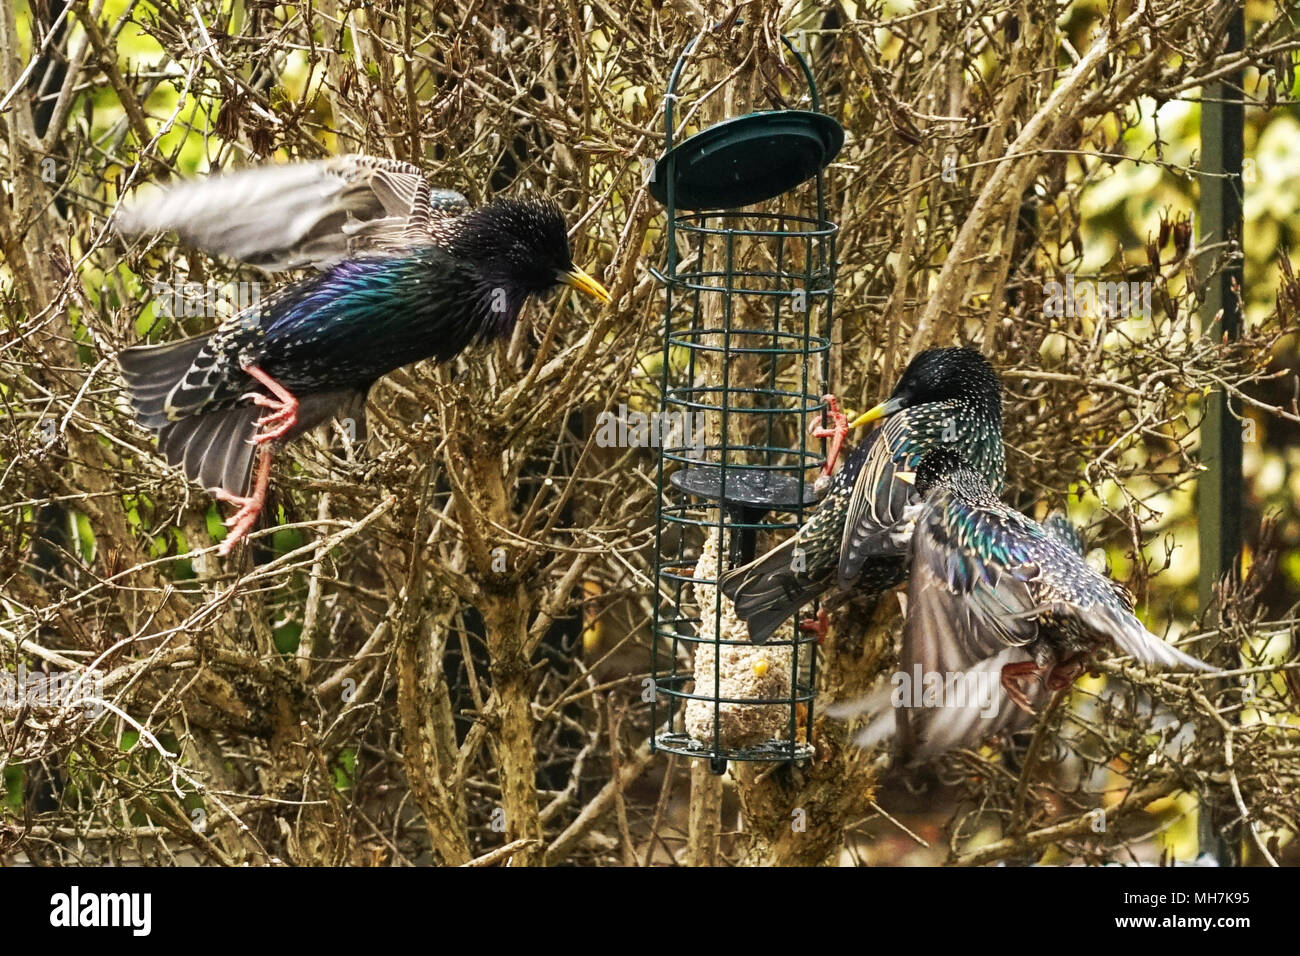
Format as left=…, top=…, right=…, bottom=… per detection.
left=654, top=731, right=814, bottom=766
left=669, top=465, right=818, bottom=513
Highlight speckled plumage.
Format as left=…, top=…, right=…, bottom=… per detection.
left=1042, top=511, right=1087, bottom=557
left=855, top=449, right=1219, bottom=763
left=720, top=348, right=1005, bottom=644
left=118, top=157, right=603, bottom=500
left=115, top=156, right=609, bottom=553
left=909, top=451, right=1152, bottom=667
left=140, top=240, right=533, bottom=427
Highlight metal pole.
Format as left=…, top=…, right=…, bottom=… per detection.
left=1196, top=0, right=1245, bottom=867
left=1197, top=5, right=1245, bottom=614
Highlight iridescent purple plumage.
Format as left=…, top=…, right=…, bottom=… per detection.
left=115, top=156, right=610, bottom=554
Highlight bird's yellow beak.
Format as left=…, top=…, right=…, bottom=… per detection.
left=559, top=265, right=612, bottom=304
left=848, top=396, right=905, bottom=429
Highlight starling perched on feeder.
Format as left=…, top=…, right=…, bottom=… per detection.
left=720, top=347, right=1005, bottom=644
left=840, top=449, right=1218, bottom=764
left=116, top=155, right=611, bottom=554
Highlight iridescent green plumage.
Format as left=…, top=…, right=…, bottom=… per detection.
left=837, top=449, right=1218, bottom=764
left=115, top=155, right=610, bottom=554
left=721, top=347, right=1005, bottom=644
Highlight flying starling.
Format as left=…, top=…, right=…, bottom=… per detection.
left=115, top=155, right=611, bottom=554
left=839, top=449, right=1218, bottom=765
left=720, top=347, right=1005, bottom=644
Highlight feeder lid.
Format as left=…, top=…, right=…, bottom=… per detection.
left=650, top=110, right=844, bottom=210
left=670, top=465, right=819, bottom=513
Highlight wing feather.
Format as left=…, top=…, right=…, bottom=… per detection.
left=115, top=154, right=469, bottom=271
left=832, top=476, right=1216, bottom=764
left=1086, top=603, right=1219, bottom=672
left=876, top=490, right=1049, bottom=761
left=828, top=556, right=1048, bottom=764
left=837, top=416, right=918, bottom=586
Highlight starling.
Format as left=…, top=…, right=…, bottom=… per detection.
left=840, top=449, right=1218, bottom=765
left=720, top=347, right=1005, bottom=644
left=116, top=155, right=611, bottom=554
left=1041, top=510, right=1087, bottom=558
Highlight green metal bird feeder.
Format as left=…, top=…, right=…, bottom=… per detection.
left=648, top=34, right=843, bottom=773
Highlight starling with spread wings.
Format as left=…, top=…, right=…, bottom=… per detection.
left=116, top=155, right=611, bottom=554
left=839, top=450, right=1218, bottom=764
left=720, top=347, right=1005, bottom=644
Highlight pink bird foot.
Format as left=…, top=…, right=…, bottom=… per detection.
left=214, top=450, right=273, bottom=556
left=999, top=660, right=1047, bottom=715
left=799, top=608, right=831, bottom=645
left=810, top=394, right=849, bottom=479
left=241, top=364, right=299, bottom=444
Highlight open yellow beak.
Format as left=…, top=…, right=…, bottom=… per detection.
left=559, top=265, right=612, bottom=304
left=848, top=396, right=905, bottom=430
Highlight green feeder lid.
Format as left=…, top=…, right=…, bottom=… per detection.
left=650, top=110, right=844, bottom=210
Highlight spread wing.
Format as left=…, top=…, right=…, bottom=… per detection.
left=833, top=490, right=1215, bottom=764
left=913, top=494, right=1218, bottom=673
left=890, top=513, right=1048, bottom=760
left=114, top=154, right=470, bottom=271
left=909, top=489, right=1051, bottom=657
left=828, top=489, right=1051, bottom=762
left=896, top=491, right=1215, bottom=760
left=836, top=413, right=925, bottom=587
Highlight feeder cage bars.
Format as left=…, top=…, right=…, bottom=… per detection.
left=648, top=34, right=843, bottom=774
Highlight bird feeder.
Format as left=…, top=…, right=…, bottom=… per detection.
left=648, top=34, right=843, bottom=773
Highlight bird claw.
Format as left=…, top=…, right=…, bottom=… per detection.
left=799, top=608, right=831, bottom=644
left=212, top=448, right=273, bottom=556
left=237, top=395, right=298, bottom=445
left=999, top=661, right=1044, bottom=715
left=217, top=496, right=257, bottom=528
left=212, top=491, right=263, bottom=555
left=1046, top=655, right=1087, bottom=691
left=240, top=366, right=300, bottom=445
left=810, top=394, right=849, bottom=479
left=252, top=408, right=297, bottom=443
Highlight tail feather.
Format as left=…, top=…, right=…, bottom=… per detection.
left=158, top=406, right=260, bottom=497
left=741, top=598, right=818, bottom=647
left=121, top=334, right=259, bottom=496
left=719, top=537, right=833, bottom=644
left=122, top=337, right=363, bottom=498
left=154, top=388, right=360, bottom=497
left=118, top=335, right=211, bottom=428
left=824, top=685, right=897, bottom=750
